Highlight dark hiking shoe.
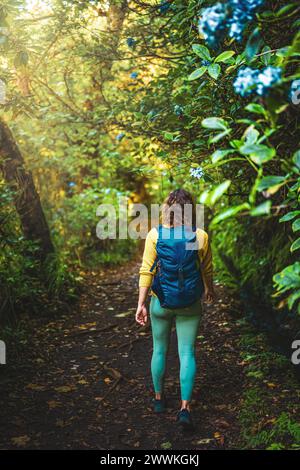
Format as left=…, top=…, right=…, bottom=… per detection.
left=153, top=396, right=167, bottom=413
left=177, top=408, right=194, bottom=431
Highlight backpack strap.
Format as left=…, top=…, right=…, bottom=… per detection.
left=149, top=225, right=161, bottom=273
left=150, top=258, right=158, bottom=273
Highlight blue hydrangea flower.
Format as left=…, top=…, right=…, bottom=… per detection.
left=190, top=167, right=204, bottom=179
left=174, top=105, right=184, bottom=116
left=116, top=133, right=125, bottom=141
left=233, top=67, right=259, bottom=97
left=199, top=0, right=264, bottom=46
left=126, top=37, right=136, bottom=48
left=289, top=79, right=300, bottom=105
left=234, top=66, right=282, bottom=97
left=130, top=72, right=138, bottom=79
left=228, top=0, right=265, bottom=41
left=198, top=3, right=228, bottom=47
left=228, top=0, right=264, bottom=41
left=256, top=66, right=282, bottom=96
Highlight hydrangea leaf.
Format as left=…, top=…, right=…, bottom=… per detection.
left=257, top=175, right=286, bottom=192
left=292, top=218, right=300, bottom=232
left=208, top=63, right=221, bottom=80
left=293, top=150, right=300, bottom=169
left=291, top=237, right=300, bottom=252
left=202, top=117, right=228, bottom=130
left=245, top=103, right=267, bottom=116
left=210, top=180, right=231, bottom=205
left=243, top=126, right=259, bottom=145
left=239, top=144, right=275, bottom=164
left=211, top=203, right=250, bottom=226
left=211, top=149, right=235, bottom=163
left=279, top=211, right=300, bottom=223
left=214, top=50, right=235, bottom=63
left=188, top=66, right=207, bottom=81
left=250, top=201, right=272, bottom=216
left=245, top=28, right=264, bottom=61
left=191, top=44, right=211, bottom=61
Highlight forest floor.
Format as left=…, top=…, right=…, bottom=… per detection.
left=0, top=259, right=299, bottom=450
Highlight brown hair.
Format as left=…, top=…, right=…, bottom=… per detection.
left=161, top=189, right=196, bottom=227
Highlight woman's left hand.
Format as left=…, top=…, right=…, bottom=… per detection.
left=135, top=303, right=148, bottom=326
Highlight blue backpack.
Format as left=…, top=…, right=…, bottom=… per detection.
left=150, top=225, right=204, bottom=309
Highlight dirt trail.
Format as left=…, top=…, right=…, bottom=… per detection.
left=0, top=261, right=246, bottom=450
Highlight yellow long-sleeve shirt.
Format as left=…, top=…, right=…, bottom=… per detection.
left=139, top=226, right=213, bottom=290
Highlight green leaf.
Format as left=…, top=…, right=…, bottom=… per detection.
left=211, top=203, right=250, bottom=226
left=211, top=149, right=235, bottom=163
left=257, top=176, right=286, bottom=192
left=239, top=144, right=276, bottom=164
left=161, top=441, right=172, bottom=450
left=208, top=63, right=221, bottom=79
left=273, top=262, right=300, bottom=292
left=163, top=132, right=176, bottom=141
left=250, top=201, right=272, bottom=216
left=209, top=129, right=231, bottom=143
left=245, top=28, right=263, bottom=61
left=202, top=117, right=228, bottom=130
left=214, top=50, right=235, bottom=63
left=287, top=291, right=300, bottom=310
left=291, top=237, right=300, bottom=252
left=276, top=3, right=299, bottom=17
left=293, top=150, right=300, bottom=169
left=192, top=44, right=211, bottom=61
left=292, top=218, right=300, bottom=232
left=188, top=66, right=207, bottom=81
left=210, top=180, right=231, bottom=205
left=261, top=46, right=272, bottom=66
left=279, top=211, right=300, bottom=222
left=243, top=126, right=259, bottom=145
left=245, top=103, right=266, bottom=116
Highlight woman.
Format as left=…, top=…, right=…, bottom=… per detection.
left=135, top=189, right=214, bottom=430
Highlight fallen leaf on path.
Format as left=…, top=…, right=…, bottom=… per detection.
left=214, top=432, right=225, bottom=446
left=115, top=311, right=132, bottom=318
left=193, top=438, right=214, bottom=445
left=47, top=400, right=62, bottom=409
left=78, top=322, right=97, bottom=330
left=77, top=379, right=89, bottom=385
left=161, top=441, right=172, bottom=450
left=25, top=383, right=46, bottom=391
left=11, top=435, right=30, bottom=447
left=54, top=385, right=75, bottom=393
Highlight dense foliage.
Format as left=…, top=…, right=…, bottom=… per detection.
left=0, top=0, right=299, bottom=332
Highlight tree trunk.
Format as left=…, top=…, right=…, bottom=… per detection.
left=0, top=120, right=54, bottom=261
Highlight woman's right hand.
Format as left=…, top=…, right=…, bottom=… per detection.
left=204, top=286, right=216, bottom=303
left=135, top=303, right=148, bottom=326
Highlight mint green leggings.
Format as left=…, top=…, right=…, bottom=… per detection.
left=149, top=295, right=202, bottom=401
